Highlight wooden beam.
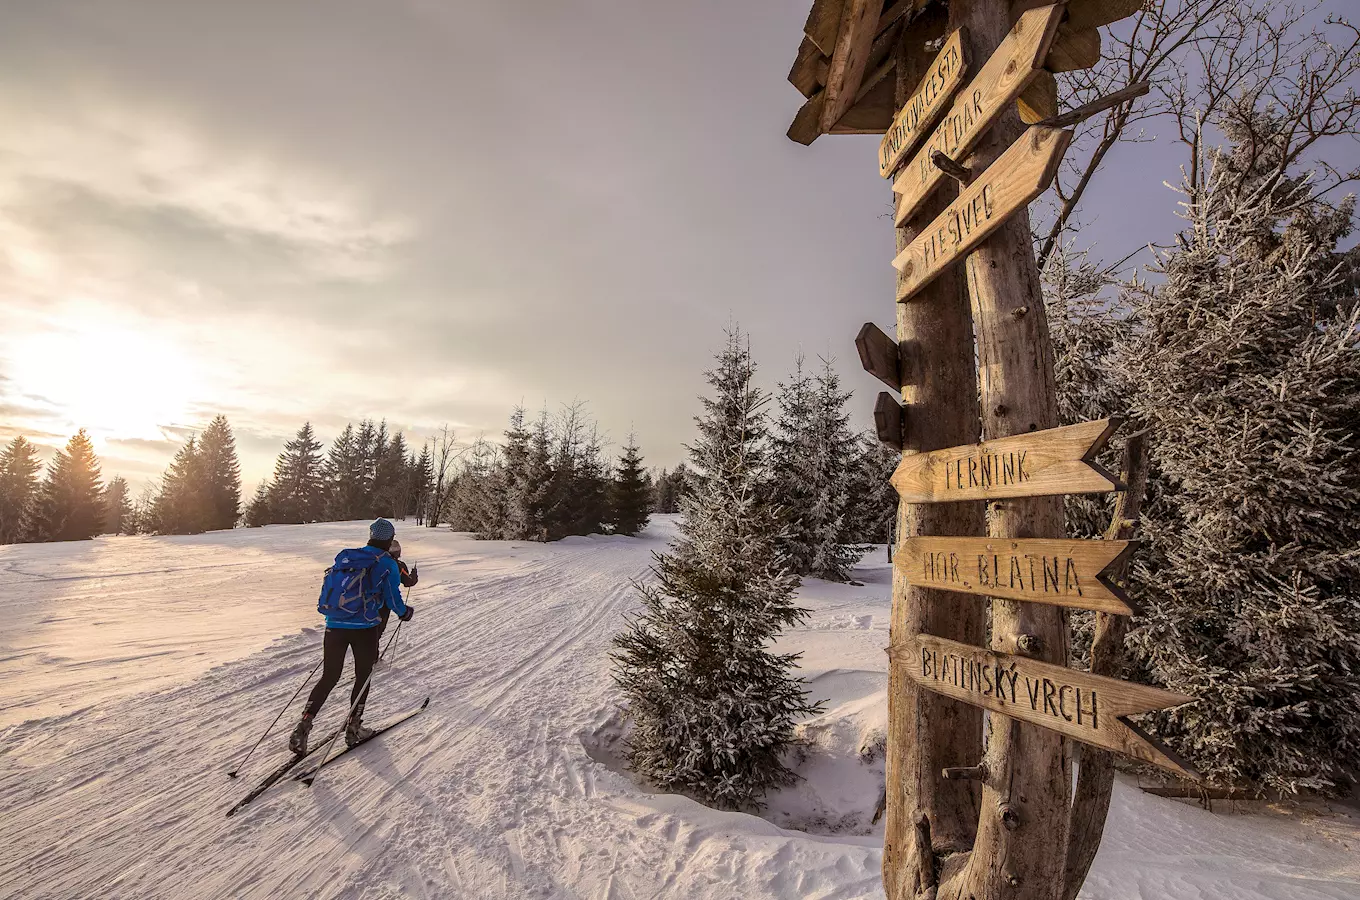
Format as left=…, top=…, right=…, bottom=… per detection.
left=856, top=322, right=902, bottom=391
left=875, top=391, right=905, bottom=449
left=789, top=36, right=830, bottom=98
left=1066, top=0, right=1146, bottom=30
left=896, top=536, right=1138, bottom=615
left=892, top=3, right=1065, bottom=225
left=890, top=417, right=1124, bottom=503
left=1045, top=23, right=1101, bottom=73
left=820, top=0, right=886, bottom=132
left=893, top=125, right=1072, bottom=299
left=830, top=72, right=898, bottom=133
left=805, top=0, right=847, bottom=56
left=878, top=28, right=970, bottom=177
left=787, top=91, right=826, bottom=145
left=882, top=18, right=987, bottom=881
left=892, top=633, right=1201, bottom=778
left=1018, top=69, right=1058, bottom=123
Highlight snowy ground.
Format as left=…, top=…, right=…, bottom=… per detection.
left=1, top=517, right=1357, bottom=899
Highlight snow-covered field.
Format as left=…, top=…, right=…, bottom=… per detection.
left=1, top=517, right=1357, bottom=899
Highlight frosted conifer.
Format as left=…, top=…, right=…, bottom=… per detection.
left=612, top=328, right=821, bottom=810
left=0, top=436, right=43, bottom=544
left=1114, top=109, right=1360, bottom=794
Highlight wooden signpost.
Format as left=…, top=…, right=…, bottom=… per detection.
left=897, top=536, right=1136, bottom=615
left=891, top=3, right=1064, bottom=224
left=893, top=125, right=1071, bottom=299
left=878, top=28, right=969, bottom=177
left=894, top=634, right=1199, bottom=778
left=856, top=322, right=902, bottom=391
left=890, top=418, right=1123, bottom=503
left=783, top=0, right=1177, bottom=895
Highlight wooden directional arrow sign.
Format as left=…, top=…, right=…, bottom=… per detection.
left=878, top=28, right=969, bottom=178
left=897, top=537, right=1136, bottom=615
left=893, top=634, right=1200, bottom=778
left=893, top=125, right=1071, bottom=299
left=893, top=3, right=1064, bottom=226
left=891, top=418, right=1123, bottom=503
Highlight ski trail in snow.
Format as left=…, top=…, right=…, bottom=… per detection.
left=5, top=521, right=1349, bottom=900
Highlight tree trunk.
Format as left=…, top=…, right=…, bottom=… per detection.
left=940, top=0, right=1072, bottom=896
left=883, top=11, right=987, bottom=898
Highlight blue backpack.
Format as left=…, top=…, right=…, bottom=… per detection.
left=317, top=547, right=386, bottom=623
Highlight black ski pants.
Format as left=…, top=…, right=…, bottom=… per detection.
left=304, top=626, right=380, bottom=717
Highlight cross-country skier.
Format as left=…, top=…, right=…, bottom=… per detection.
left=288, top=518, right=414, bottom=754
left=377, top=539, right=418, bottom=642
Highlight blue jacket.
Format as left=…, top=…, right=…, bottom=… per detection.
left=324, top=547, right=409, bottom=629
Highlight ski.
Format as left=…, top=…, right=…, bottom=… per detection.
left=295, top=697, right=430, bottom=786
left=225, top=725, right=343, bottom=818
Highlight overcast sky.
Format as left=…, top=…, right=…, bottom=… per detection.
left=0, top=0, right=1324, bottom=492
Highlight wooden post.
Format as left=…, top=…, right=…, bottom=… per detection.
left=882, top=8, right=987, bottom=899
left=945, top=0, right=1071, bottom=895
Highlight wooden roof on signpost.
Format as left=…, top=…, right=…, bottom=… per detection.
left=786, top=0, right=1142, bottom=145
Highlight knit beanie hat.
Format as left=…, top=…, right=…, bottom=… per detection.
left=369, top=518, right=396, bottom=542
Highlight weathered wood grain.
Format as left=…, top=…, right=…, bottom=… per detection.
left=789, top=35, right=830, bottom=98
left=1018, top=69, right=1058, bottom=123
left=890, top=417, right=1124, bottom=503
left=788, top=91, right=826, bottom=145
left=897, top=536, right=1136, bottom=615
left=857, top=322, right=902, bottom=391
left=882, top=21, right=986, bottom=889
left=821, top=0, right=886, bottom=132
left=806, top=0, right=848, bottom=56
left=892, top=125, right=1071, bottom=299
left=832, top=65, right=899, bottom=133
left=878, top=29, right=970, bottom=177
left=1045, top=23, right=1101, bottom=72
left=1066, top=0, right=1145, bottom=31
left=892, top=3, right=1063, bottom=225
left=875, top=391, right=905, bottom=449
left=893, top=634, right=1200, bottom=778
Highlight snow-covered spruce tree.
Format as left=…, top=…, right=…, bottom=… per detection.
left=771, top=356, right=865, bottom=581
left=30, top=429, right=105, bottom=542
left=845, top=434, right=899, bottom=546
left=612, top=328, right=821, bottom=810
left=266, top=423, right=326, bottom=524
left=1114, top=107, right=1360, bottom=795
left=411, top=441, right=434, bottom=523
left=0, top=436, right=43, bottom=544
left=609, top=435, right=652, bottom=536
left=244, top=480, right=272, bottom=527
left=199, top=415, right=242, bottom=530
left=1043, top=246, right=1135, bottom=542
left=102, top=475, right=132, bottom=535
left=152, top=436, right=209, bottom=534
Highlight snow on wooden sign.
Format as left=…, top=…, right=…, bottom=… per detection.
left=897, top=536, right=1136, bottom=616
left=893, top=634, right=1200, bottom=778
left=890, top=418, right=1123, bottom=503
left=892, top=124, right=1071, bottom=300
left=891, top=3, right=1064, bottom=226
left=878, top=28, right=969, bottom=178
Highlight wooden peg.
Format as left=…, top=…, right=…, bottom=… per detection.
left=930, top=150, right=973, bottom=185
left=942, top=765, right=986, bottom=781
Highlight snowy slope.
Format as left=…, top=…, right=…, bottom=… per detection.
left=1, top=518, right=1357, bottom=900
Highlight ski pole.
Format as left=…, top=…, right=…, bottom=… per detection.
left=391, top=582, right=414, bottom=664
left=300, top=619, right=404, bottom=787
left=228, top=655, right=324, bottom=778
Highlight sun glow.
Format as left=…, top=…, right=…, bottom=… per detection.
left=5, top=306, right=207, bottom=443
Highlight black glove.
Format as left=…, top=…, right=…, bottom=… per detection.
left=399, top=605, right=414, bottom=622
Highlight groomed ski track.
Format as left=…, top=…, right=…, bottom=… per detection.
left=0, top=520, right=885, bottom=900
